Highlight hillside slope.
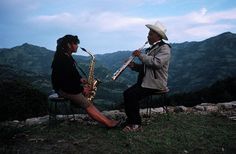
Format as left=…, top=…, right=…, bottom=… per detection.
left=0, top=32, right=235, bottom=103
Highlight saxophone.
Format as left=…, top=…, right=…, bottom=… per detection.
left=80, top=47, right=99, bottom=102
left=112, top=41, right=148, bottom=80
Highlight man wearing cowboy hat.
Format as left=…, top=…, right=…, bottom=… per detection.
left=122, top=21, right=171, bottom=132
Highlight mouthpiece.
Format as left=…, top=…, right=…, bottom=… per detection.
left=139, top=41, right=148, bottom=50
left=80, top=47, right=86, bottom=52
left=80, top=47, right=95, bottom=59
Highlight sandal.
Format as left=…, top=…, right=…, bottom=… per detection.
left=122, top=124, right=143, bottom=132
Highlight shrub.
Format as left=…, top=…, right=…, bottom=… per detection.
left=0, top=80, right=48, bottom=121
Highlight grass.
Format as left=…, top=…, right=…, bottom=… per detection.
left=1, top=113, right=236, bottom=154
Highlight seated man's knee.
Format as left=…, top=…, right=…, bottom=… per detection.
left=123, top=89, right=131, bottom=99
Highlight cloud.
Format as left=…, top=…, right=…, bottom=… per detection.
left=163, top=7, right=236, bottom=42
left=184, top=7, right=236, bottom=24
left=185, top=24, right=234, bottom=37
left=29, top=7, right=236, bottom=44
left=209, top=8, right=236, bottom=21
left=31, top=13, right=75, bottom=25
left=79, top=12, right=150, bottom=32
left=30, top=11, right=154, bottom=32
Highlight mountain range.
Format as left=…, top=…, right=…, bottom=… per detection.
left=96, top=32, right=236, bottom=92
left=0, top=32, right=236, bottom=105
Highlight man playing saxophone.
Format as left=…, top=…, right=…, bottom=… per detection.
left=122, top=21, right=171, bottom=132
left=51, top=34, right=119, bottom=128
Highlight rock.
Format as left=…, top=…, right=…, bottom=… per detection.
left=25, top=115, right=49, bottom=126
left=140, top=108, right=149, bottom=115
left=228, top=116, right=236, bottom=121
left=231, top=101, right=236, bottom=108
left=2, top=101, right=236, bottom=127
left=39, top=115, right=49, bottom=123
left=193, top=105, right=205, bottom=111
left=174, top=106, right=188, bottom=113
left=217, top=102, right=235, bottom=110
left=205, top=106, right=218, bottom=112
left=102, top=110, right=126, bottom=120
left=12, top=120, right=20, bottom=123
left=152, top=107, right=165, bottom=114
left=200, top=103, right=214, bottom=106
left=25, top=118, right=40, bottom=126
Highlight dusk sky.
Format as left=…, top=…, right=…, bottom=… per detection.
left=1, top=0, right=236, bottom=54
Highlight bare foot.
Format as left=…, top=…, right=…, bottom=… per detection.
left=107, top=120, right=120, bottom=128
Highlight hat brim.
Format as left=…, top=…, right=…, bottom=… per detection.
left=146, top=24, right=168, bottom=40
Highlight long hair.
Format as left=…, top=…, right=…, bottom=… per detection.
left=51, top=35, right=80, bottom=68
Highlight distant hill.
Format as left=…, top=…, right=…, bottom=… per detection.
left=96, top=32, right=236, bottom=93
left=0, top=32, right=236, bottom=105
left=0, top=43, right=53, bottom=75
left=0, top=43, right=116, bottom=81
left=166, top=76, right=236, bottom=107
left=169, top=32, right=236, bottom=93
left=0, top=64, right=51, bottom=93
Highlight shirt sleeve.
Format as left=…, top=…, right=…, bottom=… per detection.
left=52, top=55, right=83, bottom=94
left=138, top=44, right=171, bottom=69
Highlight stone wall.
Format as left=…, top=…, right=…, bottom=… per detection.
left=1, top=101, right=236, bottom=127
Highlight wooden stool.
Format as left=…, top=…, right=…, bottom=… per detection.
left=48, top=92, right=74, bottom=127
left=145, top=88, right=169, bottom=117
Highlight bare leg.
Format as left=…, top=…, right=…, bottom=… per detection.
left=59, top=91, right=118, bottom=128
left=86, top=104, right=118, bottom=128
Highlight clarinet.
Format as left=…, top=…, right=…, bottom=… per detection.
left=111, top=41, right=148, bottom=80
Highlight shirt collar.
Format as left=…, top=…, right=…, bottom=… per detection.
left=150, top=40, right=161, bottom=49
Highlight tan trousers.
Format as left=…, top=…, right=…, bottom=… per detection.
left=58, top=91, right=91, bottom=108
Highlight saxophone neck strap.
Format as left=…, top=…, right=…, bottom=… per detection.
left=74, top=61, right=88, bottom=78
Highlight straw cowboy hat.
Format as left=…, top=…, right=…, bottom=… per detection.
left=146, top=21, right=168, bottom=40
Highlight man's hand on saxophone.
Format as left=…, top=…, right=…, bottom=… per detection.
left=132, top=49, right=141, bottom=57
left=127, top=50, right=141, bottom=69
